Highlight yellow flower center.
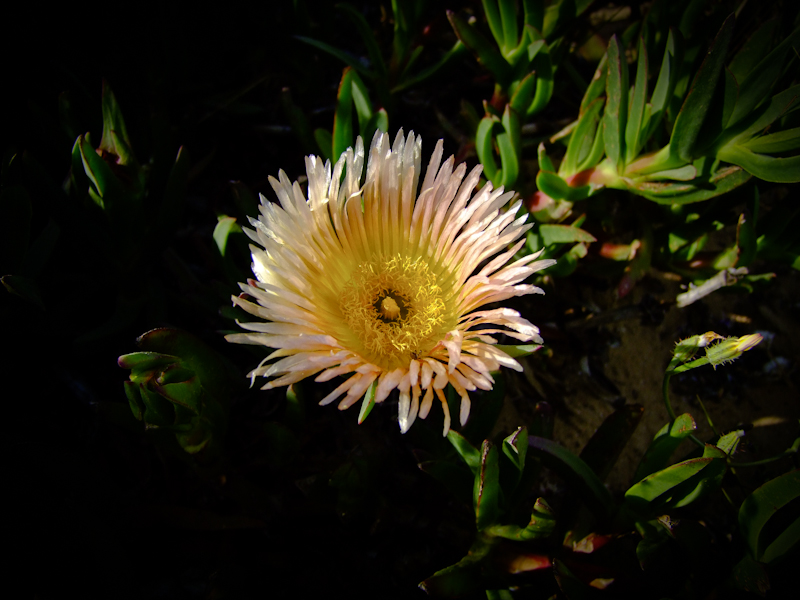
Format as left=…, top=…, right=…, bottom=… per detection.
left=340, top=254, right=450, bottom=370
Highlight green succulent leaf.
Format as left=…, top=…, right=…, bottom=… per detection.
left=485, top=497, right=555, bottom=541
left=447, top=10, right=512, bottom=85
left=536, top=170, right=593, bottom=201
left=447, top=429, right=482, bottom=475
left=213, top=216, right=242, bottom=258
left=739, top=469, right=800, bottom=563
left=475, top=440, right=502, bottom=530
left=648, top=28, right=681, bottom=134
left=625, top=446, right=727, bottom=516
left=563, top=97, right=604, bottom=175
left=332, top=68, right=357, bottom=162
left=625, top=39, right=649, bottom=163
left=314, top=128, right=333, bottom=162
left=476, top=115, right=500, bottom=184
left=580, top=54, right=607, bottom=114
left=539, top=224, right=596, bottom=246
left=633, top=165, right=750, bottom=204
left=633, top=413, right=697, bottom=483
left=742, top=127, right=800, bottom=154
left=99, top=81, right=135, bottom=166
left=494, top=343, right=541, bottom=358
left=603, top=35, right=629, bottom=172
left=728, top=18, right=779, bottom=84
left=727, top=26, right=800, bottom=129
left=670, top=14, right=735, bottom=163
left=718, top=145, right=800, bottom=183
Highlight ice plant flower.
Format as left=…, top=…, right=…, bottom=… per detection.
left=226, top=130, right=555, bottom=434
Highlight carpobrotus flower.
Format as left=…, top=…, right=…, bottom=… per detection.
left=226, top=130, right=554, bottom=434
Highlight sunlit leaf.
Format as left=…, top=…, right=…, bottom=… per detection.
left=625, top=39, right=649, bottom=163
left=603, top=35, right=629, bottom=171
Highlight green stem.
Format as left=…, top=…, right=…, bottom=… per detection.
left=663, top=370, right=705, bottom=448
left=662, top=371, right=677, bottom=421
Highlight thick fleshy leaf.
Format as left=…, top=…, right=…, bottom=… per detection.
left=213, top=216, right=242, bottom=257
left=539, top=224, right=597, bottom=246
left=135, top=328, right=232, bottom=402
left=77, top=134, right=130, bottom=209
left=314, top=128, right=333, bottom=162
left=485, top=497, right=555, bottom=541
left=625, top=39, right=648, bottom=163
left=603, top=35, right=628, bottom=171
left=670, top=14, right=734, bottom=162
left=447, top=429, right=481, bottom=475
left=634, top=165, right=750, bottom=204
left=649, top=28, right=680, bottom=125
left=563, top=97, right=604, bottom=175
left=527, top=39, right=554, bottom=116
left=495, top=105, right=521, bottom=188
left=475, top=441, right=502, bottom=530
left=739, top=470, right=800, bottom=563
left=502, top=426, right=528, bottom=473
left=742, top=127, right=800, bottom=154
left=124, top=381, right=145, bottom=421
left=625, top=446, right=726, bottom=515
left=580, top=54, right=607, bottom=114
left=728, top=18, right=779, bottom=85
left=633, top=413, right=697, bottom=483
left=139, top=384, right=175, bottom=427
left=419, top=536, right=494, bottom=597
left=528, top=436, right=615, bottom=520
left=536, top=170, right=593, bottom=201
left=99, top=81, right=135, bottom=165
left=580, top=404, right=644, bottom=481
left=494, top=344, right=541, bottom=358
left=357, top=379, right=376, bottom=424
left=476, top=115, right=500, bottom=183
left=332, top=68, right=356, bottom=162
left=348, top=70, right=375, bottom=137
left=726, top=84, right=800, bottom=147
left=117, top=351, right=178, bottom=372
left=718, top=145, right=800, bottom=183
left=447, top=10, right=512, bottom=84
left=727, top=26, right=800, bottom=128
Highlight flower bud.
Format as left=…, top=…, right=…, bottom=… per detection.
left=705, top=333, right=763, bottom=369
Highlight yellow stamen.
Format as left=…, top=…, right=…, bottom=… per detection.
left=339, top=254, right=454, bottom=369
